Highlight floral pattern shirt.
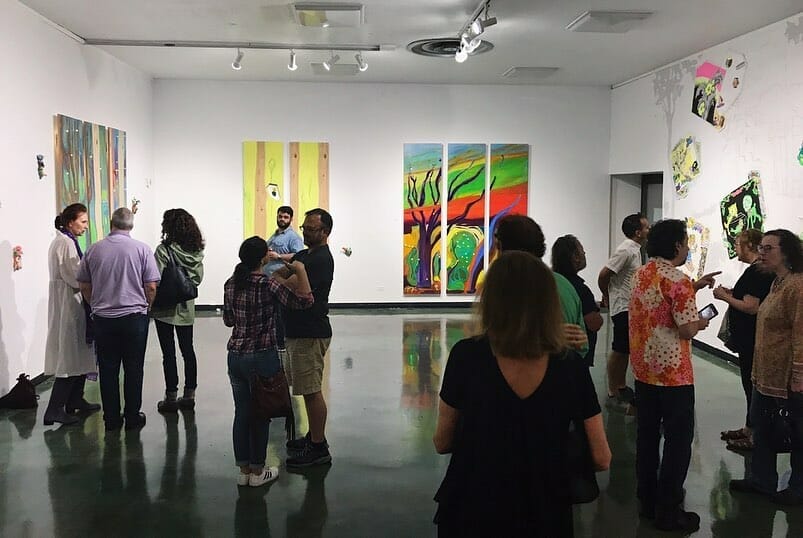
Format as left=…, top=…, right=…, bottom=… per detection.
left=629, top=258, right=699, bottom=386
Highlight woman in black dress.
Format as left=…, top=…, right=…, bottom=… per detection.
left=713, top=229, right=774, bottom=450
left=433, top=251, right=611, bottom=537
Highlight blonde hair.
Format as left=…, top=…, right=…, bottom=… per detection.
left=479, top=251, right=566, bottom=359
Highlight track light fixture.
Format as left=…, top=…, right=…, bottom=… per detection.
left=355, top=52, right=368, bottom=72
left=288, top=49, right=298, bottom=71
left=231, top=48, right=244, bottom=70
left=455, top=0, right=497, bottom=63
left=323, top=51, right=340, bottom=71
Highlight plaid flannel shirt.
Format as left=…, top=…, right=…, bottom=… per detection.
left=223, top=273, right=313, bottom=353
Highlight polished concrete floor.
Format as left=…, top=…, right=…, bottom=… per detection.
left=1, top=310, right=802, bottom=537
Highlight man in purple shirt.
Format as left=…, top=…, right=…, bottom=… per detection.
left=78, top=208, right=160, bottom=432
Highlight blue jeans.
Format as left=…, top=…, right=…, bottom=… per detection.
left=749, top=389, right=803, bottom=495
left=227, top=349, right=281, bottom=469
left=94, top=314, right=149, bottom=425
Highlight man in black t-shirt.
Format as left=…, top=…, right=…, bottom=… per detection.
left=278, top=208, right=335, bottom=468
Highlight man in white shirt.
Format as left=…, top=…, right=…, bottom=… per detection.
left=598, top=213, right=650, bottom=406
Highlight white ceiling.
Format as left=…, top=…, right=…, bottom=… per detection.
left=21, top=0, right=803, bottom=86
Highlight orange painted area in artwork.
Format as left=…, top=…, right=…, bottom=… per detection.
left=404, top=184, right=526, bottom=226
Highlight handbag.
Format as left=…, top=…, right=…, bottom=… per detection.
left=153, top=243, right=198, bottom=308
left=717, top=308, right=739, bottom=353
left=250, top=357, right=296, bottom=441
left=567, top=417, right=600, bottom=504
left=0, top=374, right=39, bottom=409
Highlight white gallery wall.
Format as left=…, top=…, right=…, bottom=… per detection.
left=153, top=80, right=612, bottom=306
left=0, top=0, right=154, bottom=392
left=610, top=13, right=803, bottom=353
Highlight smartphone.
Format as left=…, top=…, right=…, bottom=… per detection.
left=699, top=303, right=719, bottom=321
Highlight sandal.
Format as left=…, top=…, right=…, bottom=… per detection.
left=721, top=428, right=749, bottom=441
left=726, top=436, right=754, bottom=451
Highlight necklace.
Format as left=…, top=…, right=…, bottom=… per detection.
left=772, top=274, right=787, bottom=293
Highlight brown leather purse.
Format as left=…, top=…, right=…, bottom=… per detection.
left=250, top=361, right=296, bottom=441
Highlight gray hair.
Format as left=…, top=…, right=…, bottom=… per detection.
left=111, top=207, right=134, bottom=231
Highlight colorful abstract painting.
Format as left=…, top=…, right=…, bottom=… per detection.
left=53, top=114, right=126, bottom=251
left=671, top=136, right=701, bottom=198
left=488, top=143, right=529, bottom=262
left=243, top=141, right=283, bottom=239
left=691, top=55, right=746, bottom=131
left=446, top=144, right=487, bottom=295
left=403, top=144, right=443, bottom=295
left=681, top=218, right=710, bottom=281
left=720, top=171, right=765, bottom=259
left=289, top=142, right=329, bottom=225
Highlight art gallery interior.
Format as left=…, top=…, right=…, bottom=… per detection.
left=1, top=0, right=802, bottom=535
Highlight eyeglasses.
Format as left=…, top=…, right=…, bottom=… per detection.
left=300, top=225, right=322, bottom=232
left=757, top=244, right=776, bottom=253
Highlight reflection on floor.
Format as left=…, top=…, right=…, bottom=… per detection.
left=0, top=311, right=801, bottom=537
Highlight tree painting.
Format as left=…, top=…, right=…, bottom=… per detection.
left=404, top=144, right=443, bottom=295
left=446, top=144, right=488, bottom=295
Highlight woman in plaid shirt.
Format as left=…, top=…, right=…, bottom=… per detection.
left=223, top=236, right=313, bottom=487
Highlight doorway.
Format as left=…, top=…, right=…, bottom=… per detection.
left=608, top=172, right=663, bottom=255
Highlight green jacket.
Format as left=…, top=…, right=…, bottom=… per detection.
left=150, top=243, right=204, bottom=326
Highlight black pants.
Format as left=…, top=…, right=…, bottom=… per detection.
left=737, top=346, right=754, bottom=428
left=94, top=314, right=149, bottom=425
left=635, top=381, right=695, bottom=513
left=154, top=320, right=197, bottom=393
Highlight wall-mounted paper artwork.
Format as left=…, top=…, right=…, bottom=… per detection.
left=289, top=142, right=329, bottom=224
left=798, top=141, right=803, bottom=166
left=681, top=218, right=710, bottom=281
left=671, top=136, right=701, bottom=198
left=446, top=144, right=487, bottom=295
left=403, top=143, right=443, bottom=295
left=243, top=141, right=283, bottom=239
left=53, top=114, right=127, bottom=251
left=720, top=171, right=765, bottom=259
left=691, top=55, right=746, bottom=131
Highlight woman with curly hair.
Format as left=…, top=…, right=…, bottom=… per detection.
left=151, top=208, right=205, bottom=412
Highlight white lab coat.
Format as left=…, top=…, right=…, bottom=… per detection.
left=44, top=233, right=95, bottom=376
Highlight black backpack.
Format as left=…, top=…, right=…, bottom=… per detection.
left=0, top=374, right=39, bottom=409
left=153, top=243, right=198, bottom=308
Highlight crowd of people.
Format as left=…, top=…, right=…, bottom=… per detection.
left=43, top=201, right=803, bottom=536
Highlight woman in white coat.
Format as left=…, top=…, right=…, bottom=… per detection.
left=44, top=203, right=100, bottom=425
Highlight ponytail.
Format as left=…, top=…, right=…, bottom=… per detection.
left=232, top=236, right=268, bottom=292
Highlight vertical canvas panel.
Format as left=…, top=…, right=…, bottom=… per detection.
left=446, top=144, right=487, bottom=295
left=681, top=217, right=710, bottom=280
left=403, top=143, right=442, bottom=295
left=487, top=144, right=530, bottom=269
left=53, top=114, right=126, bottom=251
left=243, top=141, right=283, bottom=238
left=290, top=142, right=330, bottom=224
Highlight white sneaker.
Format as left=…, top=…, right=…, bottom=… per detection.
left=237, top=472, right=250, bottom=486
left=249, top=466, right=279, bottom=487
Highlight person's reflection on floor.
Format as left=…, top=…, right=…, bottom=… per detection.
left=235, top=490, right=271, bottom=537
left=710, top=457, right=777, bottom=537
left=286, top=463, right=331, bottom=537
left=93, top=431, right=152, bottom=534
left=45, top=426, right=99, bottom=537
left=154, top=410, right=201, bottom=536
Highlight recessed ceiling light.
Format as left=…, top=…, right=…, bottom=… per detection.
left=293, top=3, right=365, bottom=28
left=566, top=10, right=653, bottom=33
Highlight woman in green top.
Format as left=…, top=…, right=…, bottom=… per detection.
left=152, top=209, right=205, bottom=412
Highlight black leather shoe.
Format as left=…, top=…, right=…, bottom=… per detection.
left=43, top=410, right=79, bottom=426
left=105, top=418, right=123, bottom=432
left=68, top=400, right=101, bottom=414
left=729, top=479, right=769, bottom=496
left=125, top=412, right=146, bottom=430
left=773, top=488, right=803, bottom=506
left=655, top=510, right=700, bottom=532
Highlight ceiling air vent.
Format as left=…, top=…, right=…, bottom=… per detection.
left=566, top=10, right=652, bottom=33
left=407, top=38, right=493, bottom=58
left=502, top=67, right=559, bottom=81
left=293, top=3, right=365, bottom=28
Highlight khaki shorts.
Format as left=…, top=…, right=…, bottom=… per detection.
left=285, top=337, right=331, bottom=396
